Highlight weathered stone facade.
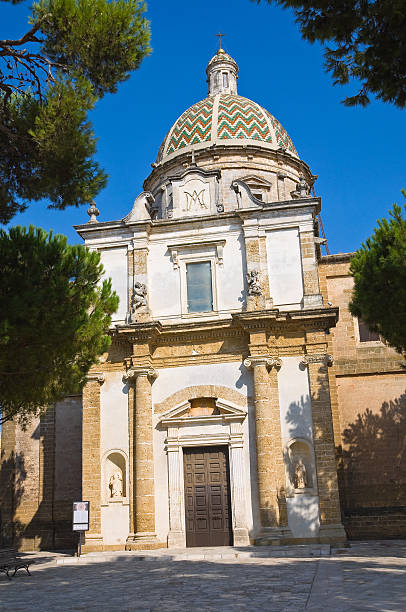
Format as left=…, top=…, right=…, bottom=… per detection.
left=1, top=50, right=404, bottom=550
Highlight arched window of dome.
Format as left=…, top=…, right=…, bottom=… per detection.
left=222, top=72, right=229, bottom=88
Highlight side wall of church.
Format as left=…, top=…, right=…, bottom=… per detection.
left=0, top=396, right=82, bottom=551
left=319, top=256, right=406, bottom=539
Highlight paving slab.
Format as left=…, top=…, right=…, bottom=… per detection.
left=0, top=541, right=404, bottom=611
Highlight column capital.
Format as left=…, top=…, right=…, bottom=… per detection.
left=299, top=354, right=334, bottom=369
left=123, top=366, right=158, bottom=385
left=244, top=356, right=282, bottom=371
left=86, top=371, right=105, bottom=384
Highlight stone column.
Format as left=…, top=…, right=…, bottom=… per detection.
left=229, top=422, right=250, bottom=545
left=167, top=427, right=185, bottom=547
left=244, top=356, right=292, bottom=543
left=299, top=228, right=323, bottom=308
left=124, top=366, right=161, bottom=549
left=82, top=372, right=104, bottom=552
left=301, top=354, right=346, bottom=543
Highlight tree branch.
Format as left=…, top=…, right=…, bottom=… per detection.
left=0, top=16, right=49, bottom=48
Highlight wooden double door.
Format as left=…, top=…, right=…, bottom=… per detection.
left=183, top=446, right=233, bottom=547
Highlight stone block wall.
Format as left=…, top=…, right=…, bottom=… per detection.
left=319, top=255, right=406, bottom=539
left=0, top=396, right=82, bottom=551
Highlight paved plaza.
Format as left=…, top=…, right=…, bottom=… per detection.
left=0, top=541, right=405, bottom=611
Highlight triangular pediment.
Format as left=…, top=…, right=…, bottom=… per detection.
left=158, top=398, right=247, bottom=425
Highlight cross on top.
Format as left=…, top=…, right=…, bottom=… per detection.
left=215, top=31, right=225, bottom=50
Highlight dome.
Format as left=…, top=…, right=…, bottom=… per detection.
left=156, top=94, right=298, bottom=162
left=156, top=49, right=298, bottom=163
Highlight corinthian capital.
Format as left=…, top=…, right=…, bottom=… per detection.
left=244, top=356, right=282, bottom=371
left=123, top=366, right=159, bottom=385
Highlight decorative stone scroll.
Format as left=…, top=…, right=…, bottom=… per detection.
left=299, top=354, right=334, bottom=369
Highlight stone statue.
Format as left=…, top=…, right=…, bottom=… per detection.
left=247, top=270, right=262, bottom=296
left=109, top=471, right=123, bottom=498
left=294, top=459, right=308, bottom=489
left=131, top=282, right=147, bottom=310
left=292, top=175, right=310, bottom=198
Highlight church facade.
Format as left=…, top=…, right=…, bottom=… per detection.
left=1, top=50, right=405, bottom=551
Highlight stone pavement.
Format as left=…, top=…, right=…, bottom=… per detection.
left=0, top=541, right=405, bottom=611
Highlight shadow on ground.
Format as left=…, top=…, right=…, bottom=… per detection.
left=0, top=543, right=405, bottom=612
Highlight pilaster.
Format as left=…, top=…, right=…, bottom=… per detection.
left=127, top=228, right=151, bottom=324
left=299, top=228, right=323, bottom=308
left=82, top=371, right=104, bottom=552
left=244, top=356, right=292, bottom=544
left=124, top=366, right=163, bottom=550
left=300, top=354, right=347, bottom=543
left=241, top=217, right=271, bottom=311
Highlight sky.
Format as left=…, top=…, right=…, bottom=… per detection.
left=2, top=0, right=406, bottom=255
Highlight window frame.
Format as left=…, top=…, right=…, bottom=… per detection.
left=185, top=259, right=214, bottom=314
left=354, top=316, right=382, bottom=345
left=168, top=240, right=225, bottom=318
left=180, top=254, right=217, bottom=316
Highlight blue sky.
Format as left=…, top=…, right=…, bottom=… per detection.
left=2, top=0, right=405, bottom=254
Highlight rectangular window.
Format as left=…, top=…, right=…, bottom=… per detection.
left=358, top=318, right=380, bottom=342
left=223, top=72, right=229, bottom=88
left=186, top=261, right=213, bottom=312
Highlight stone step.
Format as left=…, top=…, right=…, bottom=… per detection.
left=56, top=544, right=331, bottom=564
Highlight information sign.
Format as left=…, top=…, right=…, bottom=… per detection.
left=72, top=501, right=89, bottom=531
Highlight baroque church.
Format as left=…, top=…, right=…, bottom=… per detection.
left=1, top=49, right=405, bottom=551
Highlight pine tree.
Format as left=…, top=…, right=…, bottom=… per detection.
left=350, top=191, right=406, bottom=354
left=256, top=0, right=406, bottom=107
left=0, top=226, right=119, bottom=425
left=0, top=0, right=151, bottom=222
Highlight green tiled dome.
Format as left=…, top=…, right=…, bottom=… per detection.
left=157, top=93, right=298, bottom=162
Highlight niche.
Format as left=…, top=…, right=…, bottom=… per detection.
left=105, top=452, right=127, bottom=501
left=285, top=438, right=316, bottom=495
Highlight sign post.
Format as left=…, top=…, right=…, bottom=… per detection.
left=72, top=501, right=89, bottom=557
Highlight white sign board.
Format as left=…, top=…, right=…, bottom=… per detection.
left=73, top=501, right=89, bottom=531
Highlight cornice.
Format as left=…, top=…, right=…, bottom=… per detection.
left=111, top=307, right=338, bottom=348
left=320, top=252, right=355, bottom=264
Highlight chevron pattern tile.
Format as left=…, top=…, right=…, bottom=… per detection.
left=166, top=99, right=213, bottom=155
left=265, top=110, right=297, bottom=155
left=217, top=95, right=272, bottom=142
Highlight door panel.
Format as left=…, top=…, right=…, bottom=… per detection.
left=183, top=446, right=233, bottom=547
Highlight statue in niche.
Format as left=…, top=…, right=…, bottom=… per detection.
left=247, top=270, right=262, bottom=296
left=109, top=471, right=123, bottom=498
left=294, top=459, right=308, bottom=489
left=131, top=282, right=147, bottom=310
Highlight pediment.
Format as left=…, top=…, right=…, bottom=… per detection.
left=159, top=398, right=247, bottom=425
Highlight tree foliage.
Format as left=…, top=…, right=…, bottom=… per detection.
left=0, top=0, right=151, bottom=223
left=0, top=226, right=119, bottom=425
left=350, top=191, right=406, bottom=354
left=256, top=0, right=406, bottom=107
